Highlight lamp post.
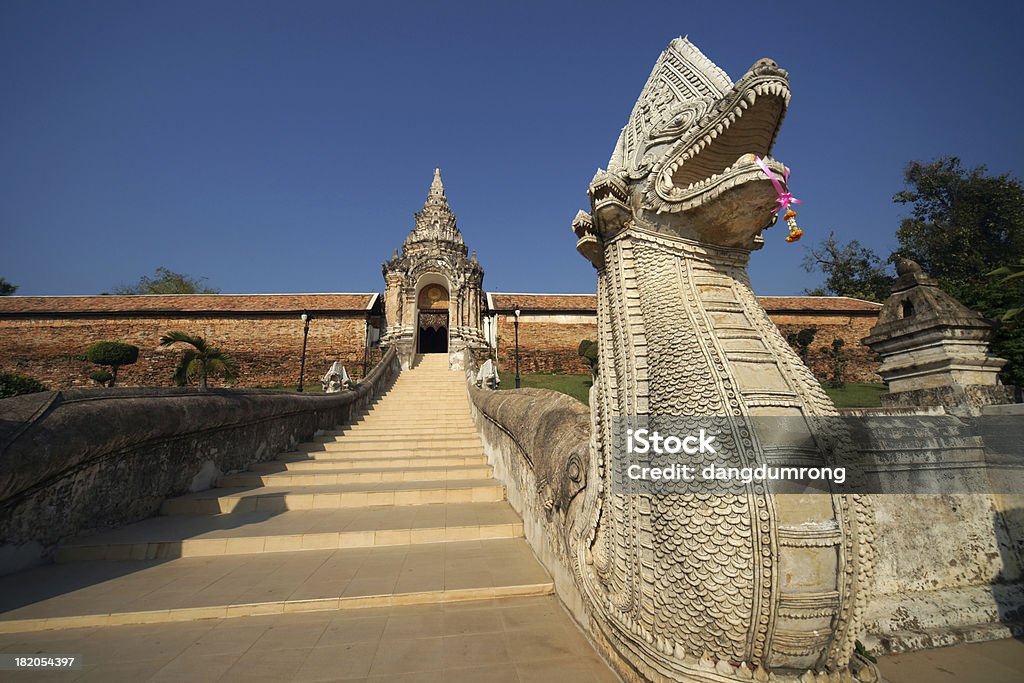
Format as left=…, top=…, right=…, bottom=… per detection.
left=298, top=312, right=311, bottom=392
left=513, top=308, right=521, bottom=389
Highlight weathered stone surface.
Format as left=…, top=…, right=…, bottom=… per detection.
left=0, top=348, right=400, bottom=574
left=864, top=260, right=1015, bottom=412
left=833, top=413, right=1024, bottom=652
left=464, top=372, right=593, bottom=629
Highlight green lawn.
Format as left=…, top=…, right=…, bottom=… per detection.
left=496, top=372, right=886, bottom=410
left=498, top=372, right=592, bottom=405
left=821, top=382, right=888, bottom=408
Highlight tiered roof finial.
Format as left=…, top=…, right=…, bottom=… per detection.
left=429, top=167, right=444, bottom=198
left=410, top=167, right=462, bottom=244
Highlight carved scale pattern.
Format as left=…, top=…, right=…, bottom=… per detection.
left=732, top=263, right=875, bottom=668
left=630, top=235, right=756, bottom=660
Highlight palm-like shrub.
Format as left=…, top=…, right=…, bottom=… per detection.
left=159, top=331, right=238, bottom=389
left=989, top=259, right=1024, bottom=320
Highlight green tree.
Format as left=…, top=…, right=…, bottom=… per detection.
left=0, top=278, right=16, bottom=296
left=894, top=158, right=1024, bottom=289
left=802, top=232, right=894, bottom=302
left=159, top=331, right=238, bottom=389
left=893, top=157, right=1024, bottom=384
left=114, top=267, right=218, bottom=295
left=85, top=341, right=140, bottom=386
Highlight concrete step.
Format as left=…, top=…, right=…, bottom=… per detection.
left=311, top=434, right=482, bottom=447
left=252, top=454, right=489, bottom=471
left=299, top=439, right=482, bottom=454
left=326, top=426, right=481, bottom=437
left=347, top=418, right=477, bottom=428
left=280, top=445, right=485, bottom=459
left=56, top=502, right=524, bottom=562
left=0, top=539, right=552, bottom=632
left=217, top=464, right=493, bottom=488
left=353, top=407, right=471, bottom=414
left=283, top=449, right=486, bottom=462
left=347, top=416, right=474, bottom=424
left=161, top=480, right=505, bottom=515
left=371, top=393, right=467, bottom=398
left=314, top=432, right=480, bottom=443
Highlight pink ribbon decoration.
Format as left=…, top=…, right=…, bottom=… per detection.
left=755, top=156, right=800, bottom=214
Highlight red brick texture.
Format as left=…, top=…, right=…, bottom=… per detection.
left=495, top=314, right=596, bottom=374
left=0, top=295, right=377, bottom=389
left=0, top=293, right=881, bottom=389
left=771, top=312, right=882, bottom=383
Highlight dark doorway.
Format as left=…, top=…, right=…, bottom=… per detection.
left=418, top=312, right=449, bottom=354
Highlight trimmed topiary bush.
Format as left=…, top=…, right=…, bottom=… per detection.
left=85, top=341, right=139, bottom=387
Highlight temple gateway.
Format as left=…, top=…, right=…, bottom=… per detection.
left=379, top=168, right=489, bottom=369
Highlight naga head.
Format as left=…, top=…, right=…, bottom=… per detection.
left=579, top=37, right=791, bottom=255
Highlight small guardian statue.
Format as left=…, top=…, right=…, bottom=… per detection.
left=475, top=358, right=500, bottom=389
left=320, top=361, right=352, bottom=393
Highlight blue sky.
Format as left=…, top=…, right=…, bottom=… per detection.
left=2, top=1, right=1022, bottom=297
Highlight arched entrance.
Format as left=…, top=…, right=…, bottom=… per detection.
left=417, top=283, right=449, bottom=354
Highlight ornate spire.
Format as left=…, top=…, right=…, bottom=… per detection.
left=410, top=167, right=462, bottom=244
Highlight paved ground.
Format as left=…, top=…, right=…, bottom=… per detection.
left=877, top=638, right=1024, bottom=683
left=0, top=595, right=618, bottom=682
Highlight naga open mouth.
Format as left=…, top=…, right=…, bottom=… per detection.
left=651, top=65, right=790, bottom=210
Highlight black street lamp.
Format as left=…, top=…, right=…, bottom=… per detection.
left=298, top=311, right=311, bottom=392
left=513, top=308, right=521, bottom=389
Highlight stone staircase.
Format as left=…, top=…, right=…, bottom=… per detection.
left=0, top=354, right=555, bottom=631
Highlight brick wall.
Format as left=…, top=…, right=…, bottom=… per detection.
left=0, top=295, right=881, bottom=389
left=493, top=309, right=881, bottom=382
left=771, top=312, right=881, bottom=383
left=494, top=313, right=596, bottom=374
left=0, top=314, right=371, bottom=389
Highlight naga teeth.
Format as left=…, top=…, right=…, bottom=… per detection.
left=747, top=90, right=757, bottom=105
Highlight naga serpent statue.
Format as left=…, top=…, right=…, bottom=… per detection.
left=568, top=38, right=877, bottom=683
